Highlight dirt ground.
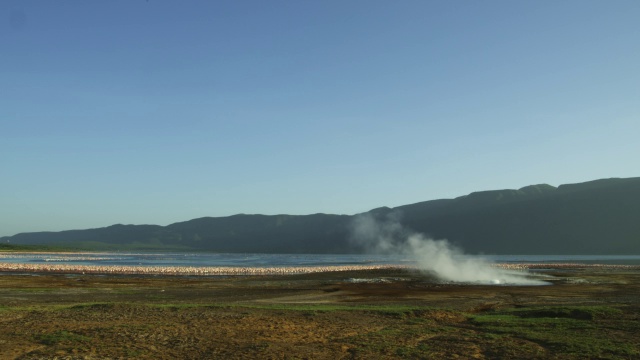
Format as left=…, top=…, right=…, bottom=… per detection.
left=1, top=268, right=639, bottom=359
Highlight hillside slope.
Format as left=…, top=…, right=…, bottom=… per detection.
left=3, top=177, right=639, bottom=254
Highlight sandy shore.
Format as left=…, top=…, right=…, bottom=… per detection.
left=0, top=261, right=638, bottom=276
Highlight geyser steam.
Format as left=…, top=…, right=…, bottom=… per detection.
left=350, top=213, right=548, bottom=285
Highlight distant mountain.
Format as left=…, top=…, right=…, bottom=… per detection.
left=391, top=177, right=640, bottom=254
left=3, top=177, right=639, bottom=254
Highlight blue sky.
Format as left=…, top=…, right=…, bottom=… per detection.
left=2, top=0, right=639, bottom=236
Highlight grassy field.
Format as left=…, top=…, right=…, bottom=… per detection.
left=0, top=268, right=639, bottom=359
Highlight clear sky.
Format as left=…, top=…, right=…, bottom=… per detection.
left=2, top=0, right=639, bottom=237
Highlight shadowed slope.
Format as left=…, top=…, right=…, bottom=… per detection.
left=3, top=177, right=639, bottom=254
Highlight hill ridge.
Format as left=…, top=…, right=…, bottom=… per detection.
left=3, top=177, right=639, bottom=254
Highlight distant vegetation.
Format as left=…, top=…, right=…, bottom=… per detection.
left=2, top=177, right=639, bottom=254
left=0, top=243, right=71, bottom=252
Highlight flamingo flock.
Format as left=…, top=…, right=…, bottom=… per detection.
left=0, top=262, right=405, bottom=276
left=0, top=261, right=637, bottom=276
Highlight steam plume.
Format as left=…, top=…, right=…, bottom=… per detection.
left=350, top=213, right=548, bottom=285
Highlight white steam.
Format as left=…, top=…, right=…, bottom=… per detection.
left=350, top=213, right=548, bottom=285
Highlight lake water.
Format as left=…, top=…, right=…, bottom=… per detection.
left=1, top=253, right=640, bottom=267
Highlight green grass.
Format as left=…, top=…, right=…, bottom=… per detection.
left=3, top=300, right=637, bottom=359
left=469, top=306, right=637, bottom=358
left=67, top=303, right=116, bottom=310
left=0, top=301, right=437, bottom=317
left=342, top=324, right=457, bottom=358
left=10, top=287, right=59, bottom=293
left=0, top=302, right=119, bottom=313
left=36, top=330, right=91, bottom=346
left=505, top=305, right=623, bottom=320
left=149, top=302, right=435, bottom=313
left=332, top=305, right=638, bottom=359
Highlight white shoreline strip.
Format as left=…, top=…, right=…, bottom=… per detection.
left=0, top=262, right=407, bottom=276
left=0, top=262, right=638, bottom=276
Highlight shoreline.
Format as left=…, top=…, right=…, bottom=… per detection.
left=1, top=261, right=639, bottom=276
left=0, top=262, right=406, bottom=276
